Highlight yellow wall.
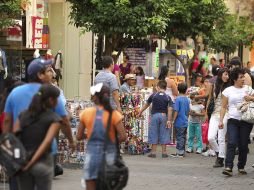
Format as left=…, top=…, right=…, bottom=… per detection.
left=49, top=1, right=93, bottom=100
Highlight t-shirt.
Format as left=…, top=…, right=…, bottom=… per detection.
left=19, top=110, right=61, bottom=154
left=189, top=103, right=204, bottom=123
left=147, top=92, right=173, bottom=114
left=4, top=83, right=67, bottom=124
left=174, top=96, right=190, bottom=128
left=222, top=85, right=254, bottom=120
left=94, top=70, right=119, bottom=109
left=79, top=107, right=123, bottom=143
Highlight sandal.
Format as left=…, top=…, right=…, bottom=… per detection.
left=222, top=167, right=232, bottom=176
left=238, top=169, right=247, bottom=175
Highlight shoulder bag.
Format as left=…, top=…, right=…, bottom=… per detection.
left=238, top=88, right=254, bottom=124
left=96, top=112, right=129, bottom=190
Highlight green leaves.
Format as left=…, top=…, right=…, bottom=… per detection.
left=209, top=15, right=254, bottom=54
left=0, top=0, right=22, bottom=30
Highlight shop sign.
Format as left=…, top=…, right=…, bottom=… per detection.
left=32, top=16, right=43, bottom=48
left=155, top=47, right=159, bottom=68
left=124, top=48, right=147, bottom=65
left=176, top=49, right=194, bottom=59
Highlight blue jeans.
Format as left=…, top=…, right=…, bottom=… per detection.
left=148, top=113, right=170, bottom=144
left=188, top=122, right=203, bottom=151
left=175, top=127, right=187, bottom=154
left=225, top=119, right=253, bottom=169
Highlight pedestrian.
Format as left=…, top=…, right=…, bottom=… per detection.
left=186, top=98, right=205, bottom=154
left=158, top=65, right=178, bottom=102
left=207, top=68, right=230, bottom=167
left=196, top=58, right=208, bottom=77
left=111, top=51, right=121, bottom=87
left=119, top=54, right=131, bottom=84
left=94, top=56, right=122, bottom=113
left=220, top=67, right=254, bottom=176
left=208, top=57, right=218, bottom=77
left=13, top=84, right=62, bottom=190
left=135, top=66, right=145, bottom=89
left=170, top=83, right=190, bottom=158
left=2, top=58, right=75, bottom=190
left=77, top=83, right=126, bottom=190
left=219, top=58, right=225, bottom=68
left=139, top=80, right=173, bottom=158
left=119, top=74, right=136, bottom=94
left=0, top=78, right=24, bottom=135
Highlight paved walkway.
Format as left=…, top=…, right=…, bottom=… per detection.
left=1, top=144, right=254, bottom=190
left=53, top=144, right=254, bottom=190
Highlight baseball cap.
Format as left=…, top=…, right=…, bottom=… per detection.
left=27, top=58, right=53, bottom=76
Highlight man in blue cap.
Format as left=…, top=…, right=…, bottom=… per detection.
left=3, top=58, right=75, bottom=190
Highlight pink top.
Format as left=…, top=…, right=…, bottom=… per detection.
left=113, top=64, right=120, bottom=74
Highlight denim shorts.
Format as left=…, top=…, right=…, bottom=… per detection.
left=84, top=142, right=116, bottom=180
left=148, top=113, right=170, bottom=144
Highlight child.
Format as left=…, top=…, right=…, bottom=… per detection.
left=139, top=80, right=173, bottom=158
left=171, top=83, right=190, bottom=158
left=186, top=99, right=205, bottom=154
left=135, top=66, right=145, bottom=89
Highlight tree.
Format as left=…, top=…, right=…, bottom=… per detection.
left=163, top=0, right=227, bottom=80
left=209, top=14, right=254, bottom=60
left=0, top=0, right=22, bottom=31
left=67, top=0, right=174, bottom=55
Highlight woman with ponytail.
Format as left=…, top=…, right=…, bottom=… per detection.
left=77, top=83, right=126, bottom=190
left=13, top=84, right=62, bottom=190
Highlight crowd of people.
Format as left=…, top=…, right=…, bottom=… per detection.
left=1, top=54, right=254, bottom=190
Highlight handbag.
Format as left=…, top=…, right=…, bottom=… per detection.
left=207, top=85, right=215, bottom=119
left=238, top=100, right=254, bottom=124
left=0, top=133, right=27, bottom=177
left=96, top=112, right=129, bottom=190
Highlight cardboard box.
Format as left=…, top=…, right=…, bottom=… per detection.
left=144, top=79, right=158, bottom=88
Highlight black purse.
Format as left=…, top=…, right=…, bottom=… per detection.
left=96, top=112, right=129, bottom=190
left=207, top=84, right=215, bottom=120
left=0, top=133, right=27, bottom=177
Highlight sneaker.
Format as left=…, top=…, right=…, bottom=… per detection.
left=213, top=157, right=224, bottom=168
left=186, top=148, right=193, bottom=153
left=202, top=149, right=216, bottom=157
left=252, top=164, right=254, bottom=168
left=162, top=154, right=169, bottom=158
left=170, top=153, right=184, bottom=158
left=196, top=149, right=202, bottom=154
left=238, top=169, right=247, bottom=175
left=147, top=153, right=156, bottom=158
left=222, top=167, right=233, bottom=176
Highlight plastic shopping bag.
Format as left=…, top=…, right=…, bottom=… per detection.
left=202, top=120, right=209, bottom=144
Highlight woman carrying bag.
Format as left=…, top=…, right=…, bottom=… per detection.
left=77, top=83, right=127, bottom=190
left=219, top=67, right=254, bottom=176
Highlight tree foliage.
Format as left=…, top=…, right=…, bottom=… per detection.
left=0, top=0, right=22, bottom=31
left=209, top=15, right=254, bottom=54
left=67, top=0, right=174, bottom=54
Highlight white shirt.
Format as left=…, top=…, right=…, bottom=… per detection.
left=222, top=85, right=254, bottom=120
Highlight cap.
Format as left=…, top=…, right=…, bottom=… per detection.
left=124, top=74, right=136, bottom=81
left=27, top=58, right=53, bottom=76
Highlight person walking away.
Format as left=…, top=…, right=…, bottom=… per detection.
left=207, top=68, right=230, bottom=167
left=220, top=67, right=254, bottom=176
left=170, top=83, right=190, bottom=158
left=94, top=56, right=122, bottom=113
left=2, top=58, right=75, bottom=190
left=77, top=83, right=126, bottom=190
left=139, top=80, right=173, bottom=158
left=119, top=74, right=136, bottom=94
left=13, top=84, right=61, bottom=190
left=186, top=99, right=205, bottom=154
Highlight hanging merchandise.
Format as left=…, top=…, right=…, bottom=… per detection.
left=120, top=89, right=152, bottom=155
left=57, top=99, right=93, bottom=165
